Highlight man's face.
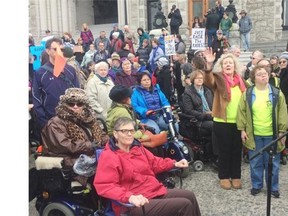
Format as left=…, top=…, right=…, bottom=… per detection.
left=100, top=32, right=106, bottom=38
left=217, top=32, right=223, bottom=39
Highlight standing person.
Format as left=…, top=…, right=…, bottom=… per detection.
left=205, top=8, right=221, bottom=47
left=94, top=31, right=111, bottom=51
left=41, top=88, right=109, bottom=186
left=109, top=23, right=125, bottom=42
left=237, top=65, right=287, bottom=198
left=238, top=10, right=252, bottom=52
left=94, top=117, right=201, bottom=216
left=219, top=12, right=233, bottom=39
left=167, top=4, right=182, bottom=35
left=215, top=0, right=225, bottom=22
left=123, top=25, right=137, bottom=54
left=86, top=61, right=114, bottom=120
left=175, top=34, right=186, bottom=55
left=211, top=30, right=231, bottom=63
left=203, top=50, right=246, bottom=190
left=32, top=37, right=80, bottom=130
left=269, top=55, right=280, bottom=77
left=137, top=27, right=150, bottom=48
left=80, top=23, right=94, bottom=53
left=110, top=32, right=123, bottom=55
left=279, top=53, right=288, bottom=106
left=192, top=16, right=203, bottom=28
left=136, top=38, right=151, bottom=70
left=148, top=38, right=164, bottom=74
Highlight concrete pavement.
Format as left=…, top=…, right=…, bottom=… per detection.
left=29, top=152, right=288, bottom=216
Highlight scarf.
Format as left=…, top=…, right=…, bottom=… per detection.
left=96, top=73, right=108, bottom=83
left=55, top=105, right=108, bottom=146
left=222, top=72, right=246, bottom=101
left=196, top=86, right=210, bottom=112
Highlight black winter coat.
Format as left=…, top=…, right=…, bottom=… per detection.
left=181, top=85, right=214, bottom=121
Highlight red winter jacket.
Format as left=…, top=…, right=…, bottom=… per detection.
left=94, top=138, right=175, bottom=215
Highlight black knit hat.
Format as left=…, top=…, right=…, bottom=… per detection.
left=109, top=85, right=133, bottom=103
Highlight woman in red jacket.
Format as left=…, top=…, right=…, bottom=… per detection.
left=94, top=117, right=201, bottom=216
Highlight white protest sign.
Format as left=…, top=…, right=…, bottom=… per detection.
left=191, top=28, right=206, bottom=50
left=164, top=35, right=176, bottom=56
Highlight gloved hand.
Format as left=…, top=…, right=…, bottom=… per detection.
left=146, top=110, right=156, bottom=116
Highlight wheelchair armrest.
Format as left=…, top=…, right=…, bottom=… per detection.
left=35, top=156, right=63, bottom=170
left=167, top=168, right=183, bottom=189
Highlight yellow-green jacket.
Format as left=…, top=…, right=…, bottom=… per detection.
left=237, top=85, right=287, bottom=152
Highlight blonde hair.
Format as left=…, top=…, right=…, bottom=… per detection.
left=212, top=53, right=243, bottom=77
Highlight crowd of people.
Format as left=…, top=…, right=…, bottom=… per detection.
left=28, top=2, right=288, bottom=215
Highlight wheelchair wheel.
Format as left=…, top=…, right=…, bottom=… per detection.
left=42, top=202, right=75, bottom=216
left=180, top=144, right=193, bottom=178
left=193, top=160, right=204, bottom=171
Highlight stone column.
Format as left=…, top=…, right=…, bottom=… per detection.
left=228, top=23, right=241, bottom=47
left=61, top=0, right=69, bottom=32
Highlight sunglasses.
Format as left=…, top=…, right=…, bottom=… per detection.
left=115, top=129, right=135, bottom=135
left=66, top=102, right=84, bottom=107
left=279, top=61, right=287, bottom=64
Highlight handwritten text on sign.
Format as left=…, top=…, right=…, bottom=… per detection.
left=191, top=28, right=206, bottom=50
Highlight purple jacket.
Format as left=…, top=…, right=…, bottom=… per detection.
left=80, top=30, right=94, bottom=44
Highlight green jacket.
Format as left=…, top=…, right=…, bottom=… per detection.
left=237, top=85, right=287, bottom=152
left=106, top=102, right=140, bottom=136
left=220, top=17, right=232, bottom=32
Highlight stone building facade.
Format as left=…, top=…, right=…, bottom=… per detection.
left=29, top=0, right=288, bottom=48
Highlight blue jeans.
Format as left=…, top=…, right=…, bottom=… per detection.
left=222, top=30, right=230, bottom=40
left=248, top=135, right=280, bottom=192
left=240, top=32, right=250, bottom=51
left=207, top=28, right=217, bottom=47
left=141, top=115, right=179, bottom=134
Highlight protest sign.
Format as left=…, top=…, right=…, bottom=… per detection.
left=191, top=28, right=206, bottom=50
left=164, top=35, right=176, bottom=56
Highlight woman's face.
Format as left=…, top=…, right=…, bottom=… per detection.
left=66, top=101, right=84, bottom=114
left=279, top=58, right=287, bottom=69
left=254, top=68, right=269, bottom=85
left=97, top=65, right=108, bottom=77
left=193, top=73, right=204, bottom=87
left=222, top=57, right=235, bottom=76
left=151, top=41, right=157, bottom=48
left=113, top=122, right=135, bottom=147
left=141, top=74, right=151, bottom=89
left=122, top=60, right=132, bottom=73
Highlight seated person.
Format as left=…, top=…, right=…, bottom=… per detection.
left=106, top=85, right=168, bottom=149
left=94, top=117, right=201, bottom=216
left=131, top=71, right=178, bottom=134
left=181, top=69, right=213, bottom=138
left=41, top=88, right=109, bottom=185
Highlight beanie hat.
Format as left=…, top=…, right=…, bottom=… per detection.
left=62, top=46, right=74, bottom=58
left=156, top=56, right=169, bottom=68
left=109, top=85, right=132, bottom=103
left=59, top=88, right=89, bottom=105
left=279, top=52, right=288, bottom=61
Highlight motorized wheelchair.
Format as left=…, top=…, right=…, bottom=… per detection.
left=29, top=146, right=183, bottom=216
left=177, top=103, right=214, bottom=171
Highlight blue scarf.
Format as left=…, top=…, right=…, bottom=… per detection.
left=196, top=86, right=210, bottom=112
left=96, top=74, right=108, bottom=83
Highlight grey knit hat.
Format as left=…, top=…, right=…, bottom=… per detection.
left=59, top=88, right=89, bottom=104
left=156, top=56, right=169, bottom=68
left=279, top=52, right=288, bottom=61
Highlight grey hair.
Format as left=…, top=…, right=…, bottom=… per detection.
left=95, top=61, right=109, bottom=72
left=114, top=117, right=135, bottom=131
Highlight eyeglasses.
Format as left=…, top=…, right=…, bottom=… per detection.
left=250, top=57, right=257, bottom=60
left=255, top=72, right=269, bottom=77
left=279, top=61, right=287, bottom=64
left=115, top=129, right=135, bottom=135
left=66, top=102, right=84, bottom=107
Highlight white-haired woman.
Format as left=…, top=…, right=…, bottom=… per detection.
left=203, top=49, right=246, bottom=190
left=86, top=61, right=115, bottom=120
